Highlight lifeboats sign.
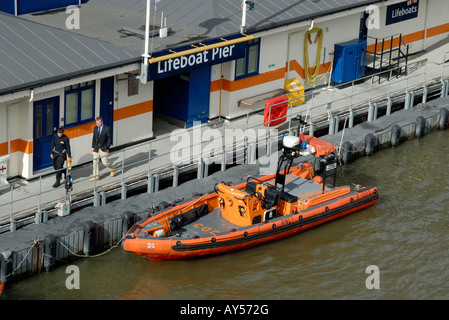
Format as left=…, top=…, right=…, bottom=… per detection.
left=386, top=0, right=419, bottom=26
left=147, top=36, right=248, bottom=80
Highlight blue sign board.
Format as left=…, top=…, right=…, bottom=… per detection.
left=148, top=35, right=248, bottom=81
left=386, top=0, right=419, bottom=26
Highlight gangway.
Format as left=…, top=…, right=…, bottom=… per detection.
left=366, top=33, right=409, bottom=83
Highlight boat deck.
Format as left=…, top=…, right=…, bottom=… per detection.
left=277, top=175, right=324, bottom=196
left=180, top=176, right=325, bottom=238
left=181, top=207, right=241, bottom=238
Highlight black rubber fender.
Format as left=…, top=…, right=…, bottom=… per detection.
left=0, top=250, right=13, bottom=283
left=439, top=108, right=449, bottom=130
left=83, top=221, right=98, bottom=256
left=43, top=234, right=57, bottom=272
left=391, top=124, right=401, bottom=146
left=415, top=116, right=426, bottom=138
left=341, top=141, right=353, bottom=163
left=157, top=201, right=170, bottom=211
left=122, top=211, right=136, bottom=235
left=364, top=133, right=376, bottom=156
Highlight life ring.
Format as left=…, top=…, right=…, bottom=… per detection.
left=263, top=96, right=288, bottom=127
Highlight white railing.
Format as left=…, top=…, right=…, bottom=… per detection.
left=1, top=57, right=448, bottom=233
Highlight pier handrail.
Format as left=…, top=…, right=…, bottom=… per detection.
left=0, top=58, right=447, bottom=233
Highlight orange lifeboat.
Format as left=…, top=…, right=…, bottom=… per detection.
left=122, top=135, right=379, bottom=260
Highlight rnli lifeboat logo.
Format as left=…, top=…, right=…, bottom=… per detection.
left=147, top=242, right=155, bottom=250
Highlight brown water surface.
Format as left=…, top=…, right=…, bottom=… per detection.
left=2, top=130, right=449, bottom=300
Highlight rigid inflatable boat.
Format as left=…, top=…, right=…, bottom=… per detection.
left=122, top=133, right=378, bottom=260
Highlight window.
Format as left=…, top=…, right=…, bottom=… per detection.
left=235, top=38, right=260, bottom=80
left=128, top=77, right=139, bottom=96
left=64, top=81, right=95, bottom=127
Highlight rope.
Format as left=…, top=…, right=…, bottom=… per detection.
left=304, top=28, right=323, bottom=86
left=1, top=235, right=128, bottom=283
left=55, top=234, right=127, bottom=259
left=304, top=28, right=334, bottom=86
left=1, top=240, right=39, bottom=279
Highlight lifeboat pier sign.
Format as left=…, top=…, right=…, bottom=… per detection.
left=147, top=34, right=253, bottom=81
left=386, top=0, right=419, bottom=26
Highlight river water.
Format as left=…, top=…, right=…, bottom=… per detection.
left=2, top=129, right=449, bottom=300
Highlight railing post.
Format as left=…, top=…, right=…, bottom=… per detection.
left=203, top=160, right=209, bottom=178
left=373, top=103, right=378, bottom=121
left=93, top=192, right=100, bottom=207
left=422, top=85, right=428, bottom=104
left=42, top=210, right=49, bottom=223
left=147, top=143, right=152, bottom=193
left=35, top=176, right=42, bottom=224
left=197, top=157, right=203, bottom=179
left=9, top=184, right=15, bottom=232
left=367, top=103, right=374, bottom=122
left=328, top=116, right=335, bottom=135
left=147, top=174, right=154, bottom=193
left=121, top=185, right=127, bottom=200
left=173, top=165, right=179, bottom=187
left=154, top=173, right=159, bottom=192
left=404, top=90, right=410, bottom=109
left=309, top=123, right=315, bottom=136
left=333, top=116, right=340, bottom=134
left=387, top=97, right=392, bottom=116
left=348, top=109, right=354, bottom=128
left=101, top=191, right=107, bottom=205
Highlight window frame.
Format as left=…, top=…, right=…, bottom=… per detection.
left=64, top=81, right=96, bottom=128
left=128, top=76, right=139, bottom=96
left=234, top=38, right=261, bottom=81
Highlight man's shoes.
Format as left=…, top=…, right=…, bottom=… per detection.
left=52, top=180, right=60, bottom=188
left=110, top=171, right=115, bottom=177
left=89, top=177, right=100, bottom=182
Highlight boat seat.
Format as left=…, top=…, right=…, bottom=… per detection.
left=244, top=181, right=258, bottom=195
left=262, top=188, right=280, bottom=209
left=280, top=192, right=298, bottom=203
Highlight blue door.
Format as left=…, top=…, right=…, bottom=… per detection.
left=100, top=77, right=114, bottom=143
left=153, top=66, right=210, bottom=128
left=33, top=97, right=60, bottom=171
left=187, top=66, right=211, bottom=127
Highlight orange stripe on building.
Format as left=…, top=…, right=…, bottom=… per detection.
left=210, top=59, right=331, bottom=92
left=210, top=67, right=286, bottom=93
left=367, top=22, right=449, bottom=55
left=212, top=21, right=449, bottom=91
left=64, top=121, right=96, bottom=140
left=0, top=142, right=8, bottom=157
left=114, top=100, right=153, bottom=121
left=289, top=60, right=305, bottom=80
left=367, top=30, right=425, bottom=54
left=10, top=139, right=33, bottom=154
left=426, top=22, right=449, bottom=38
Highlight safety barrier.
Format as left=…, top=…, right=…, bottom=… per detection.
left=1, top=57, right=449, bottom=235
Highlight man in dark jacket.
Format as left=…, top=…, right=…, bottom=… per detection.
left=50, top=127, right=72, bottom=188
left=90, top=116, right=115, bottom=181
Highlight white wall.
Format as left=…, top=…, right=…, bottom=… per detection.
left=115, top=74, right=154, bottom=146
